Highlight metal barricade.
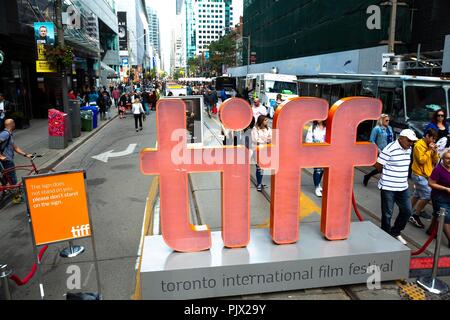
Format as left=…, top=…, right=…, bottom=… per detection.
left=417, top=207, right=449, bottom=295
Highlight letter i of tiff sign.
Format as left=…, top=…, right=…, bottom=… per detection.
left=141, top=97, right=381, bottom=252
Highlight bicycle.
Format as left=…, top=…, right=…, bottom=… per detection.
left=0, top=153, right=45, bottom=203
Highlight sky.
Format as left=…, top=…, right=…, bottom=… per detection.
left=145, top=0, right=244, bottom=73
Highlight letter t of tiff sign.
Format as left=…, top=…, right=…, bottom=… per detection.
left=258, top=97, right=381, bottom=243
left=140, top=98, right=253, bottom=252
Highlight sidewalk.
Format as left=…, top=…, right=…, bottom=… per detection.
left=11, top=113, right=118, bottom=178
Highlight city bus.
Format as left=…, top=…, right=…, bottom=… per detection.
left=298, top=73, right=450, bottom=141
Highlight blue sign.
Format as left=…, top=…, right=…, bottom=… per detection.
left=122, top=58, right=129, bottom=66
left=205, top=51, right=210, bottom=60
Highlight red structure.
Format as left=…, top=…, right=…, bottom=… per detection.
left=141, top=97, right=382, bottom=252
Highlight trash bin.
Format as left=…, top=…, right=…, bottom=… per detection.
left=80, top=110, right=93, bottom=131
left=48, top=109, right=69, bottom=149
left=69, top=99, right=81, bottom=138
left=80, top=105, right=99, bottom=129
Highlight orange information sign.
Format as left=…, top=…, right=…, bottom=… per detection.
left=23, top=171, right=91, bottom=246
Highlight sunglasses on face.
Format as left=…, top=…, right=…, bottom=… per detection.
left=437, top=114, right=445, bottom=117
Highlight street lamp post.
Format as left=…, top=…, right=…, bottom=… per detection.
left=241, top=36, right=251, bottom=74
left=388, top=0, right=398, bottom=53
left=55, top=0, right=69, bottom=116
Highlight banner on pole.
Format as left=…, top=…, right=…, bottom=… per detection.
left=117, top=12, right=128, bottom=51
left=34, top=22, right=57, bottom=73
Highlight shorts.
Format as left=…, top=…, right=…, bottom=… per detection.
left=412, top=174, right=431, bottom=200
left=432, top=194, right=450, bottom=224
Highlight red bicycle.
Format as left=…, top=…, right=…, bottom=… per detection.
left=0, top=153, right=44, bottom=200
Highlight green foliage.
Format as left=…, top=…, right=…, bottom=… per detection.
left=173, top=68, right=185, bottom=80
left=187, top=56, right=201, bottom=76
left=45, top=45, right=74, bottom=69
left=207, top=32, right=237, bottom=76
left=160, top=70, right=168, bottom=79
left=145, top=69, right=158, bottom=81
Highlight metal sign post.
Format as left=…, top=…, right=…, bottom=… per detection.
left=417, top=207, right=449, bottom=295
left=60, top=240, right=85, bottom=258
left=23, top=170, right=102, bottom=300
left=0, top=264, right=13, bottom=300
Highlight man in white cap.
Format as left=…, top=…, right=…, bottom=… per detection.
left=373, top=128, right=418, bottom=245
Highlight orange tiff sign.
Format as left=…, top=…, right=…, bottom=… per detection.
left=141, top=97, right=382, bottom=252
left=24, top=171, right=91, bottom=246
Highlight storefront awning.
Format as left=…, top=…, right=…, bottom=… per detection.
left=101, top=62, right=118, bottom=78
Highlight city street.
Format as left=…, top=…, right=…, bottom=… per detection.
left=1, top=0, right=450, bottom=306
left=1, top=106, right=449, bottom=300
left=0, top=112, right=156, bottom=299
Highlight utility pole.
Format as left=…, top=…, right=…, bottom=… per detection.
left=388, top=0, right=398, bottom=53
left=54, top=0, right=69, bottom=115
left=247, top=35, right=251, bottom=74
left=241, top=36, right=250, bottom=73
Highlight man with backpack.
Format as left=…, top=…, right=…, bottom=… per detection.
left=0, top=119, right=32, bottom=203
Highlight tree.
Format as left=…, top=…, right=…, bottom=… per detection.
left=187, top=56, right=201, bottom=77
left=207, top=32, right=237, bottom=76
left=160, top=71, right=168, bottom=79
left=145, top=69, right=157, bottom=81
left=173, top=68, right=185, bottom=80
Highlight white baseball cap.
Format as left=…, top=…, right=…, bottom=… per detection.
left=400, top=129, right=418, bottom=141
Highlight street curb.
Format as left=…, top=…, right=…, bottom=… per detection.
left=42, top=114, right=119, bottom=171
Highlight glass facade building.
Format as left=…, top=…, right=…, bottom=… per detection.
left=242, top=0, right=411, bottom=64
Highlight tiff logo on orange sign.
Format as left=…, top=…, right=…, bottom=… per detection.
left=141, top=97, right=382, bottom=252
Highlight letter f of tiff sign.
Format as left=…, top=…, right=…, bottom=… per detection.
left=141, top=97, right=381, bottom=252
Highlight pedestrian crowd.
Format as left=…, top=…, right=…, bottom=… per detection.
left=38, top=81, right=450, bottom=247
left=66, top=81, right=164, bottom=133
left=366, top=109, right=450, bottom=246
left=216, top=94, right=450, bottom=248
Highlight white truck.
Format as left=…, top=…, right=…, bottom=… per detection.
left=245, top=73, right=299, bottom=117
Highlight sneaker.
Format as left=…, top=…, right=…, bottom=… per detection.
left=409, top=215, right=425, bottom=229
left=418, top=211, right=432, bottom=220
left=395, top=235, right=408, bottom=245
left=257, top=185, right=262, bottom=192
left=319, top=185, right=323, bottom=192
left=363, top=174, right=370, bottom=187
left=140, top=128, right=143, bottom=131
left=136, top=129, right=139, bottom=132
left=315, top=187, right=322, bottom=197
